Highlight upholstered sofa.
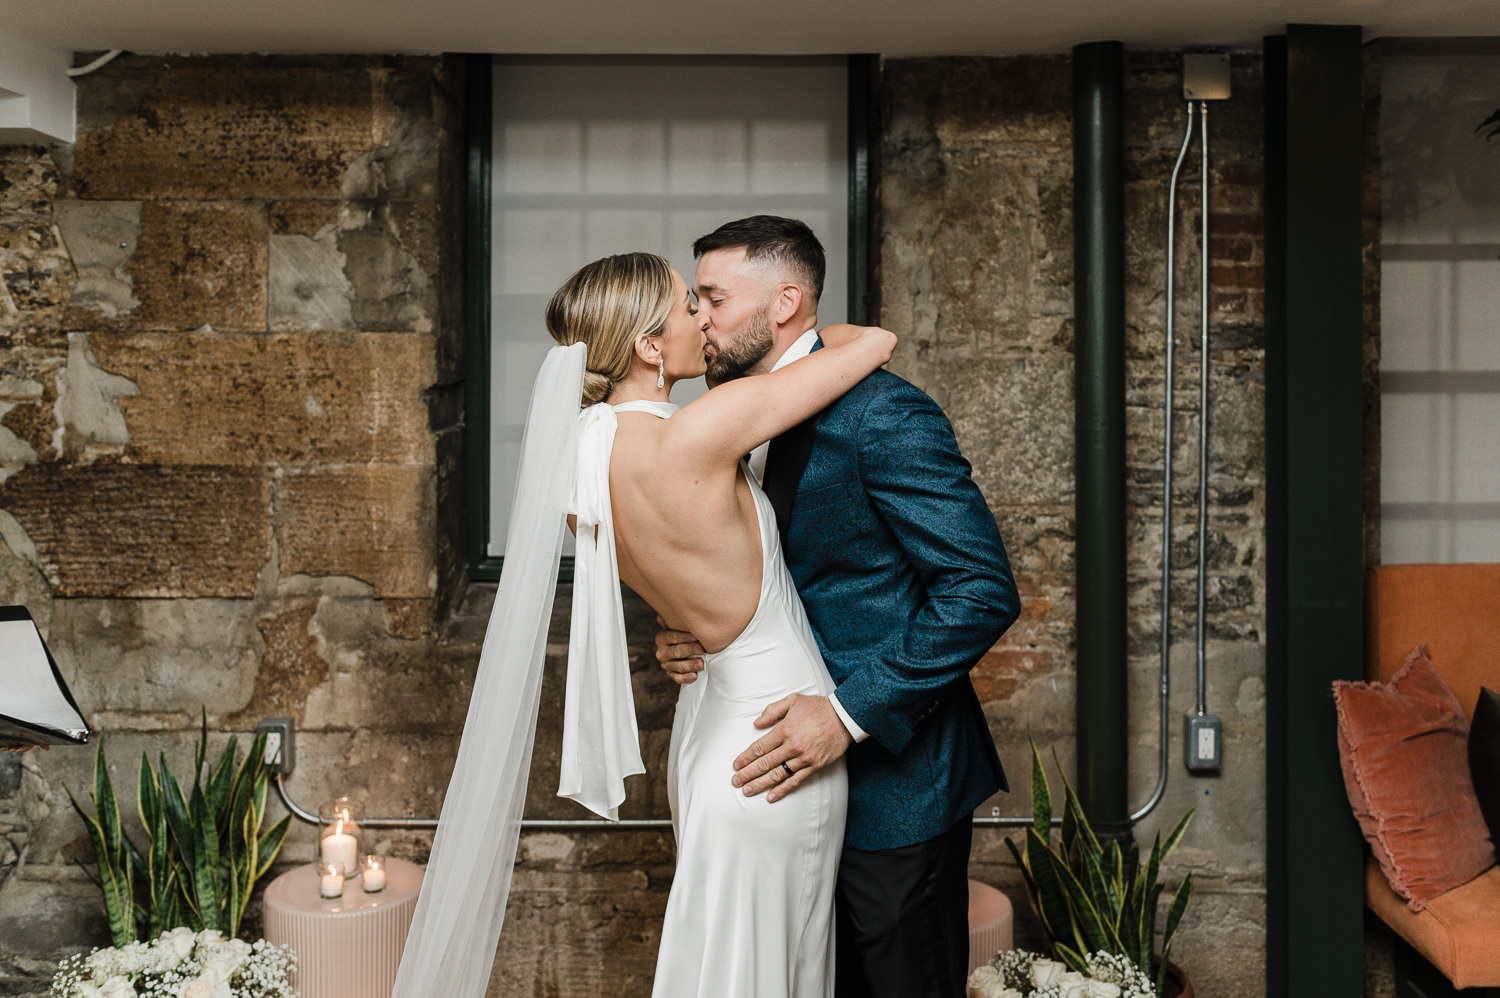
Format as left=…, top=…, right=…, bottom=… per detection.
left=1363, top=563, right=1500, bottom=994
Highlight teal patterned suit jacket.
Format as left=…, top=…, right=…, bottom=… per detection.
left=766, top=362, right=1020, bottom=851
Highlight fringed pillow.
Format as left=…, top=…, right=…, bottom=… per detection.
left=1334, top=646, right=1496, bottom=911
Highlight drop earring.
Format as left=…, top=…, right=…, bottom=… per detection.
left=657, top=359, right=665, bottom=390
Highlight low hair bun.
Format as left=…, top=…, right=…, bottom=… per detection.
left=580, top=370, right=612, bottom=408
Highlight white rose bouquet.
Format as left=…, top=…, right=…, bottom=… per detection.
left=968, top=949, right=1158, bottom=998
left=49, top=929, right=295, bottom=998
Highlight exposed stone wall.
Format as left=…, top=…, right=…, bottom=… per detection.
left=878, top=52, right=1271, bottom=997
left=0, top=54, right=472, bottom=995
left=1, top=47, right=1383, bottom=998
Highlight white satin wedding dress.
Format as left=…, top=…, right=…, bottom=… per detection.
left=390, top=346, right=844, bottom=998
left=604, top=401, right=849, bottom=998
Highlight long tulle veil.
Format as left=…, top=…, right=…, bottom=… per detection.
left=389, top=343, right=585, bottom=998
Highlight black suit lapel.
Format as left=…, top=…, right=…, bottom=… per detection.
left=763, top=407, right=827, bottom=535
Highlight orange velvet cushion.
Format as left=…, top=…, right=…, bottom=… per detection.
left=1366, top=859, right=1500, bottom=988
left=1366, top=564, right=1500, bottom=723
left=1335, top=646, right=1497, bottom=911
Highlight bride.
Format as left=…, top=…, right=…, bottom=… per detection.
left=390, top=252, right=895, bottom=998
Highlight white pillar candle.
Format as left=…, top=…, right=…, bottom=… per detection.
left=319, top=870, right=344, bottom=898
left=320, top=820, right=358, bottom=876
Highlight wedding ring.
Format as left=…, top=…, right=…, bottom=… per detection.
left=781, top=762, right=794, bottom=778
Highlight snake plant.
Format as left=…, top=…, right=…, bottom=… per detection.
left=68, top=711, right=292, bottom=945
left=1005, top=739, right=1194, bottom=996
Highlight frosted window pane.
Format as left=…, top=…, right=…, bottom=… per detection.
left=499, top=122, right=582, bottom=194
left=495, top=334, right=554, bottom=428
left=751, top=122, right=832, bottom=194
left=585, top=121, right=666, bottom=194
left=1454, top=394, right=1500, bottom=502
left=497, top=210, right=583, bottom=295
left=1382, top=394, right=1450, bottom=504
left=669, top=120, right=749, bottom=194
left=585, top=211, right=668, bottom=261
left=1381, top=519, right=1451, bottom=564
left=1379, top=49, right=1500, bottom=564
left=1382, top=55, right=1500, bottom=244
left=1454, top=520, right=1500, bottom=562
left=490, top=59, right=850, bottom=556
left=1454, top=262, right=1500, bottom=370
left=667, top=209, right=757, bottom=266
left=1379, top=261, right=1444, bottom=372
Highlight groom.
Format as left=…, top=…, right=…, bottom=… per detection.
left=656, top=216, right=1020, bottom=998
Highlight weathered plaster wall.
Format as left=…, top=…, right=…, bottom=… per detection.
left=0, top=53, right=476, bottom=995
left=877, top=52, right=1271, bottom=998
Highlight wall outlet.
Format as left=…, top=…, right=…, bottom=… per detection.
left=256, top=716, right=295, bottom=775
left=1185, top=714, right=1222, bottom=772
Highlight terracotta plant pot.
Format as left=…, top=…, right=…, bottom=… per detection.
left=1162, top=958, right=1194, bottom=998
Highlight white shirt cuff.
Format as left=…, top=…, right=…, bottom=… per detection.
left=828, top=693, right=869, bottom=743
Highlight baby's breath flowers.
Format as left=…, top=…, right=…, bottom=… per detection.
left=967, top=949, right=1159, bottom=998
left=50, top=930, right=295, bottom=998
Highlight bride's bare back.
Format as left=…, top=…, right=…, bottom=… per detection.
left=610, top=419, right=763, bottom=652
left=605, top=325, right=895, bottom=653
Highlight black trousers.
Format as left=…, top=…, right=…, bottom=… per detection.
left=833, top=817, right=973, bottom=998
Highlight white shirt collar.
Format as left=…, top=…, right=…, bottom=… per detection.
left=746, top=329, right=821, bottom=488
left=770, top=329, right=820, bottom=373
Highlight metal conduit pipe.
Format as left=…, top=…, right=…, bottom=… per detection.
left=67, top=50, right=124, bottom=77
left=1132, top=105, right=1198, bottom=823
left=1195, top=101, right=1212, bottom=719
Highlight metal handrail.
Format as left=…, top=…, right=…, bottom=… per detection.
left=273, top=772, right=1057, bottom=830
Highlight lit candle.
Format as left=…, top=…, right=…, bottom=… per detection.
left=361, top=855, right=386, bottom=892
left=320, top=818, right=358, bottom=876
left=318, top=864, right=344, bottom=899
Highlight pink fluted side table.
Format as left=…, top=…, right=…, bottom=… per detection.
left=264, top=857, right=424, bottom=998
left=967, top=878, right=1014, bottom=973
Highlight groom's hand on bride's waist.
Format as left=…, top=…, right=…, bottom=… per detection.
left=732, top=694, right=852, bottom=803
left=655, top=615, right=705, bottom=685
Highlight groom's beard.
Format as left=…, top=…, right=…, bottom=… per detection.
left=706, top=303, right=774, bottom=384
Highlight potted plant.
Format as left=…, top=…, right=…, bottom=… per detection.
left=997, top=740, right=1195, bottom=998
left=67, top=711, right=292, bottom=946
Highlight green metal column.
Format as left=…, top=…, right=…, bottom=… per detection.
left=462, top=54, right=498, bottom=580
left=1072, top=40, right=1130, bottom=839
left=1264, top=25, right=1366, bottom=998
left=847, top=54, right=878, bottom=327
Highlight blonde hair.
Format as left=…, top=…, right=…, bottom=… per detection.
left=546, top=253, right=675, bottom=406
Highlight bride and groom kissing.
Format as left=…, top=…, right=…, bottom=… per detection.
left=393, top=215, right=1020, bottom=998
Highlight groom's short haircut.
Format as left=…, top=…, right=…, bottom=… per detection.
left=692, top=215, right=826, bottom=305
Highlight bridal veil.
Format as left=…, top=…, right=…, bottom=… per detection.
left=391, top=342, right=647, bottom=998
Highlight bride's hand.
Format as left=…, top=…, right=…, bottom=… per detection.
left=655, top=615, right=705, bottom=685
left=818, top=323, right=898, bottom=359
